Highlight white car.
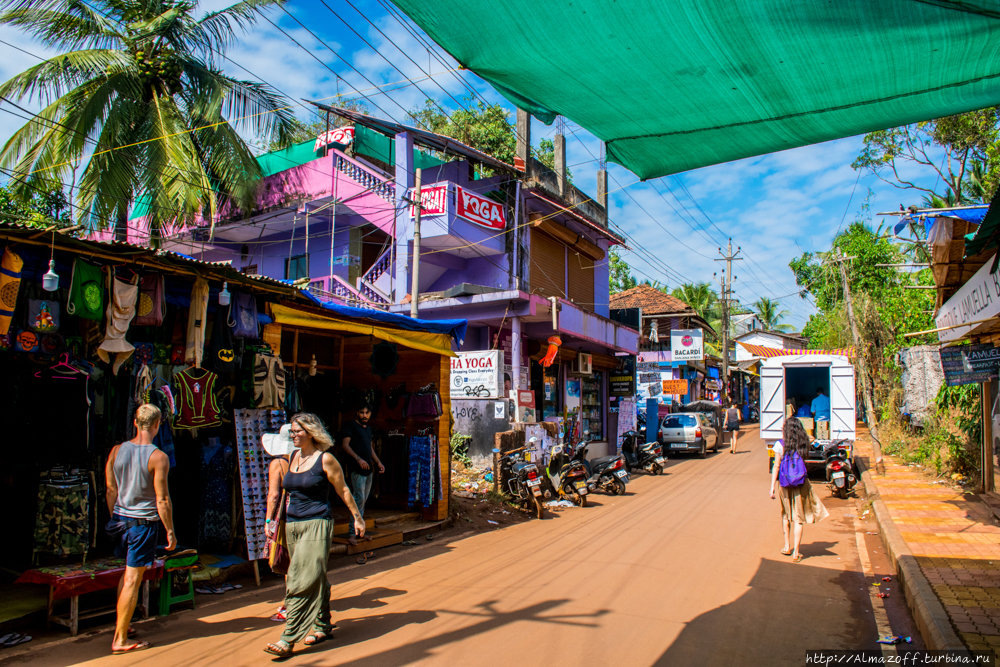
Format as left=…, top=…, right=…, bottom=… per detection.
left=658, top=412, right=719, bottom=458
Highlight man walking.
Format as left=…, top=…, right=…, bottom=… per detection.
left=104, top=404, right=176, bottom=655
left=340, top=404, right=384, bottom=546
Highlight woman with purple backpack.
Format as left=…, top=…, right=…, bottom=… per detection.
left=769, top=417, right=829, bottom=562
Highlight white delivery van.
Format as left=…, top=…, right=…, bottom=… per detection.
left=759, top=354, right=856, bottom=470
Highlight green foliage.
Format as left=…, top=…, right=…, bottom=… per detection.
left=671, top=282, right=721, bottom=333
left=0, top=180, right=71, bottom=227
left=410, top=96, right=517, bottom=167
left=753, top=296, right=793, bottom=332
left=450, top=432, right=472, bottom=467
left=936, top=383, right=982, bottom=462
left=0, top=0, right=296, bottom=239
left=852, top=108, right=1000, bottom=204
left=534, top=138, right=573, bottom=183
left=609, top=247, right=637, bottom=294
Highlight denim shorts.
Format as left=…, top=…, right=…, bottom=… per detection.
left=110, top=514, right=158, bottom=568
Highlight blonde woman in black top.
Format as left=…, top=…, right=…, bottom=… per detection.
left=264, top=413, right=364, bottom=658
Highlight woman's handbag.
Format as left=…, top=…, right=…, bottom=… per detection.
left=267, top=490, right=291, bottom=574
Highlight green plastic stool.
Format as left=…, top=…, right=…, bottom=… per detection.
left=158, top=554, right=198, bottom=616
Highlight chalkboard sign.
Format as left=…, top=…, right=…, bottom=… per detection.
left=940, top=344, right=1000, bottom=386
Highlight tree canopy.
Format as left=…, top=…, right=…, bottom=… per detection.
left=0, top=0, right=295, bottom=240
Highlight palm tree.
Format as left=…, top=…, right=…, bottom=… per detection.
left=672, top=282, right=720, bottom=326
left=0, top=0, right=295, bottom=240
left=753, top=296, right=795, bottom=332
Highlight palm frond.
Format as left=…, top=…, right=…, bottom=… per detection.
left=195, top=0, right=285, bottom=50
left=0, top=0, right=122, bottom=50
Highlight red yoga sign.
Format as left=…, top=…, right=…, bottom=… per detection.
left=409, top=183, right=448, bottom=218
left=456, top=185, right=506, bottom=230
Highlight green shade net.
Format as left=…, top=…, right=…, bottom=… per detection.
left=391, top=0, right=1000, bottom=179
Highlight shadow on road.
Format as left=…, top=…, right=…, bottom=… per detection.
left=653, top=557, right=876, bottom=665
left=296, top=599, right=610, bottom=667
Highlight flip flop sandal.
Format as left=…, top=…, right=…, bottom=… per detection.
left=356, top=556, right=367, bottom=564
left=304, top=632, right=329, bottom=646
left=1, top=633, right=29, bottom=648
left=111, top=641, right=149, bottom=655
left=269, top=612, right=287, bottom=622
left=263, top=641, right=293, bottom=658
left=401, top=540, right=420, bottom=546
left=364, top=550, right=377, bottom=559
left=0, top=634, right=17, bottom=645
left=216, top=583, right=243, bottom=592
left=194, top=586, right=215, bottom=594
left=780, top=549, right=793, bottom=556
left=793, top=553, right=804, bottom=563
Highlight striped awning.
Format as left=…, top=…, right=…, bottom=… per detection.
left=737, top=342, right=856, bottom=360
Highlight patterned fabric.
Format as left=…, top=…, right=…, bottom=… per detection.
left=253, top=354, right=286, bottom=410
left=34, top=483, right=89, bottom=557
left=174, top=367, right=222, bottom=429
left=65, top=259, right=104, bottom=321
left=0, top=247, right=23, bottom=336
left=96, top=276, right=140, bottom=375
left=198, top=437, right=232, bottom=551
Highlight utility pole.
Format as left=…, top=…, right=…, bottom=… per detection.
left=410, top=168, right=423, bottom=318
left=715, top=239, right=742, bottom=405
left=834, top=250, right=882, bottom=473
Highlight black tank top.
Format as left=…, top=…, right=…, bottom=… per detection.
left=284, top=452, right=332, bottom=522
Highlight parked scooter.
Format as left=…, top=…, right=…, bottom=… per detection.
left=749, top=405, right=760, bottom=423
left=620, top=430, right=666, bottom=475
left=823, top=439, right=857, bottom=499
left=543, top=434, right=591, bottom=506
left=572, top=431, right=629, bottom=495
left=494, top=445, right=544, bottom=519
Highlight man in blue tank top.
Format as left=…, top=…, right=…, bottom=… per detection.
left=104, top=404, right=176, bottom=655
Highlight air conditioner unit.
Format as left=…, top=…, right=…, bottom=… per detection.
left=575, top=353, right=593, bottom=375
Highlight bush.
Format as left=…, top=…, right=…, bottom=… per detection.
left=450, top=432, right=472, bottom=467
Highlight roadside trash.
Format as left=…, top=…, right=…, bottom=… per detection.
left=484, top=472, right=494, bottom=482
left=877, top=636, right=902, bottom=645
left=487, top=520, right=499, bottom=525
left=872, top=582, right=880, bottom=587
left=882, top=577, right=892, bottom=582
left=844, top=514, right=856, bottom=518
left=545, top=499, right=576, bottom=508
left=402, top=540, right=420, bottom=546
left=426, top=534, right=435, bottom=541
left=867, top=531, right=879, bottom=535
left=455, top=490, right=476, bottom=499
left=877, top=592, right=889, bottom=598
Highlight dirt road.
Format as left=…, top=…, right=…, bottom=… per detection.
left=4, top=431, right=918, bottom=666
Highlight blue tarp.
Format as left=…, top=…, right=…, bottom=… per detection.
left=892, top=208, right=988, bottom=236
left=297, top=289, right=467, bottom=345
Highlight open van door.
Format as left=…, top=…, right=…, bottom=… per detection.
left=830, top=360, right=857, bottom=441
left=760, top=363, right=785, bottom=441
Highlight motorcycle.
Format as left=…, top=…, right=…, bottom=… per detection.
left=620, top=430, right=666, bottom=475
left=823, top=439, right=857, bottom=499
left=749, top=405, right=759, bottom=423
left=494, top=445, right=545, bottom=519
left=542, top=435, right=591, bottom=506
left=571, top=431, right=629, bottom=495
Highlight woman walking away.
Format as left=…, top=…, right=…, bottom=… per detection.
left=264, top=414, right=365, bottom=658
left=724, top=401, right=741, bottom=454
left=769, top=417, right=828, bottom=562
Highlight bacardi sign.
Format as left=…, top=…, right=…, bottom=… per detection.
left=456, top=185, right=506, bottom=230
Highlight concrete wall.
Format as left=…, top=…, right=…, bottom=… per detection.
left=451, top=398, right=513, bottom=466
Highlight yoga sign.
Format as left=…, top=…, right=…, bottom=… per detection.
left=456, top=186, right=506, bottom=230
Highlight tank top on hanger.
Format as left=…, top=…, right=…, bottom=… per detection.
left=174, top=367, right=222, bottom=429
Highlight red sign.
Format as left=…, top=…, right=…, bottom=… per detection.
left=517, top=390, right=535, bottom=409
left=456, top=185, right=506, bottom=230
left=314, top=127, right=354, bottom=151
left=409, top=183, right=448, bottom=217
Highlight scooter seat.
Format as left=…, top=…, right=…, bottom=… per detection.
left=511, top=461, right=537, bottom=473
left=590, top=455, right=620, bottom=470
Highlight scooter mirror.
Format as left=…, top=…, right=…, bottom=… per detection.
left=491, top=448, right=501, bottom=454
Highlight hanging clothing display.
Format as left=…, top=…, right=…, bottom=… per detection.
left=97, top=274, right=139, bottom=375
left=284, top=370, right=301, bottom=413
left=230, top=291, right=258, bottom=338
left=199, top=437, right=232, bottom=551
left=23, top=363, right=92, bottom=461
left=65, top=259, right=104, bottom=320
left=174, top=367, right=222, bottom=429
left=0, top=247, right=23, bottom=336
left=234, top=408, right=285, bottom=560
left=134, top=274, right=165, bottom=326
left=34, top=470, right=90, bottom=557
left=184, top=278, right=209, bottom=367
left=407, top=387, right=442, bottom=420
left=407, top=435, right=440, bottom=508
left=28, top=299, right=59, bottom=332
left=253, top=353, right=286, bottom=410
left=206, top=306, right=236, bottom=376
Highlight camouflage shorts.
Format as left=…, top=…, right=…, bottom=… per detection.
left=34, top=484, right=89, bottom=556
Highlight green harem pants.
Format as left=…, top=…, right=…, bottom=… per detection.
left=280, top=518, right=334, bottom=644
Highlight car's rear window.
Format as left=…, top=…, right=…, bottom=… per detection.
left=664, top=415, right=697, bottom=427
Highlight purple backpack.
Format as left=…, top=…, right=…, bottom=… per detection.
left=778, top=440, right=807, bottom=487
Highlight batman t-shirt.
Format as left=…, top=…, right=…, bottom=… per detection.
left=205, top=306, right=236, bottom=376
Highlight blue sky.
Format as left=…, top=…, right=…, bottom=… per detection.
left=0, top=0, right=944, bottom=329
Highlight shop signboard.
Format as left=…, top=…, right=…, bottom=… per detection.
left=450, top=350, right=502, bottom=398
left=940, top=344, right=1000, bottom=386
left=457, top=185, right=507, bottom=230
left=638, top=372, right=660, bottom=384
left=610, top=356, right=635, bottom=397
left=671, top=329, right=704, bottom=363
left=314, top=126, right=354, bottom=151
left=409, top=183, right=448, bottom=217
left=647, top=382, right=662, bottom=396
left=662, top=379, right=689, bottom=395
left=935, top=253, right=1000, bottom=342
left=704, top=379, right=720, bottom=391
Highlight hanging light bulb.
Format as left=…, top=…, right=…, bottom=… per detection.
left=219, top=281, right=231, bottom=306
left=42, top=231, right=59, bottom=291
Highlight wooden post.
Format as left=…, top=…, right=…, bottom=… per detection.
left=983, top=381, right=994, bottom=494
left=554, top=133, right=567, bottom=197
left=253, top=560, right=261, bottom=587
